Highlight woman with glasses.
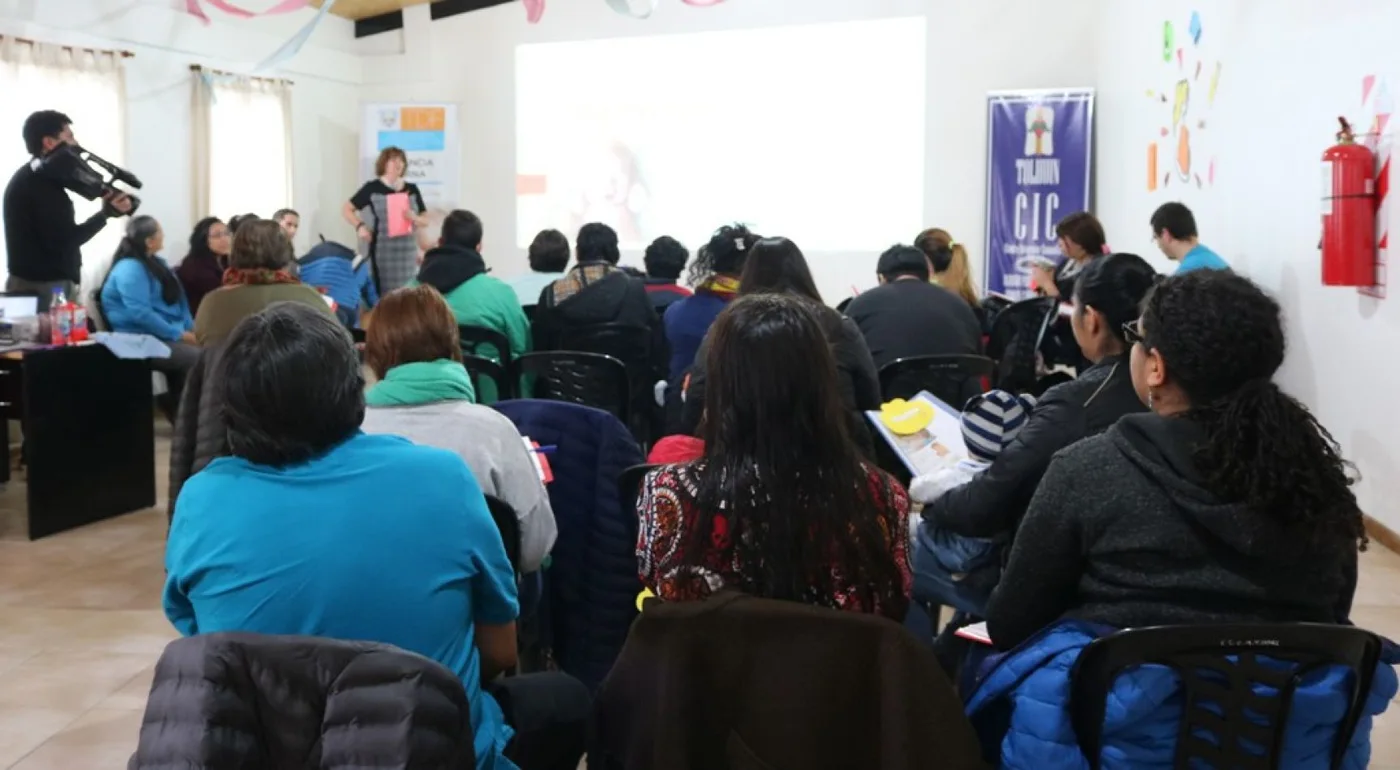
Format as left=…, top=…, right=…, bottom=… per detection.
left=986, top=270, right=1363, bottom=649
left=175, top=217, right=232, bottom=315
left=919, top=253, right=1154, bottom=574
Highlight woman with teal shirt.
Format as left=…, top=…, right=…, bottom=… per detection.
left=99, top=215, right=199, bottom=421
left=165, top=303, right=587, bottom=770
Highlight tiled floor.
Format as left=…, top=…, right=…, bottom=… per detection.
left=2, top=434, right=1400, bottom=768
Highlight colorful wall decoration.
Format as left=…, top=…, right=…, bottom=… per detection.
left=1145, top=10, right=1222, bottom=193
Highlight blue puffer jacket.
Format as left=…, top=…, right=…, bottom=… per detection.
left=492, top=399, right=643, bottom=693
left=965, top=621, right=1398, bottom=769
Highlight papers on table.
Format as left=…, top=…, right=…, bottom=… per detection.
left=866, top=390, right=969, bottom=477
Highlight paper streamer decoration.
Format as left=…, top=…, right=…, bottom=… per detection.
left=523, top=0, right=544, bottom=23
left=182, top=0, right=309, bottom=23
left=252, top=0, right=335, bottom=70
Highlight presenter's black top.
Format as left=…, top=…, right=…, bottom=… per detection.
left=3, top=160, right=111, bottom=283
left=349, top=180, right=426, bottom=215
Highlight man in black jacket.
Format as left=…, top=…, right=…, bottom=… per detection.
left=2, top=110, right=131, bottom=309
left=845, top=244, right=982, bottom=402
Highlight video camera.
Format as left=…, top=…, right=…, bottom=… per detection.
left=37, top=143, right=142, bottom=215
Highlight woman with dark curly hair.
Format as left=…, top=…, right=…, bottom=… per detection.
left=637, top=293, right=910, bottom=620
left=662, top=223, right=758, bottom=381
left=986, top=270, right=1363, bottom=649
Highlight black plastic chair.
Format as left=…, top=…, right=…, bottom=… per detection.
left=557, top=322, right=657, bottom=441
left=484, top=494, right=522, bottom=576
left=986, top=296, right=1057, bottom=393
left=513, top=351, right=630, bottom=424
left=878, top=354, right=994, bottom=407
left=1070, top=623, right=1383, bottom=770
left=463, top=354, right=514, bottom=400
left=459, top=324, right=513, bottom=371
left=618, top=463, right=660, bottom=518
left=835, top=296, right=854, bottom=314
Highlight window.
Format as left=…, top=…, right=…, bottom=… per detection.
left=194, top=71, right=293, bottom=228
left=0, top=38, right=127, bottom=292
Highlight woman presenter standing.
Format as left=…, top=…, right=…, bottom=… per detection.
left=343, top=146, right=427, bottom=294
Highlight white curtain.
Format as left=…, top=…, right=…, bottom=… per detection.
left=0, top=37, right=127, bottom=293
left=194, top=70, right=293, bottom=225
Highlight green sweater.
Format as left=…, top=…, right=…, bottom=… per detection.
left=420, top=274, right=530, bottom=403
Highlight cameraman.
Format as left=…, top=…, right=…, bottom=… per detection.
left=2, top=110, right=132, bottom=309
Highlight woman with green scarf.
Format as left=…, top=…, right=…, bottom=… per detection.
left=360, top=286, right=556, bottom=573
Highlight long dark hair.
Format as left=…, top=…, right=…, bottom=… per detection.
left=1141, top=271, right=1364, bottom=548
left=1074, top=252, right=1158, bottom=344
left=690, top=293, right=904, bottom=610
left=688, top=223, right=759, bottom=286
left=109, top=215, right=181, bottom=305
left=187, top=217, right=226, bottom=270
left=737, top=237, right=824, bottom=303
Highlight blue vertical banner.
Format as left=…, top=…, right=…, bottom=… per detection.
left=984, top=89, right=1095, bottom=298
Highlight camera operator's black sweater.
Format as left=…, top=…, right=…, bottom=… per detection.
left=3, top=161, right=110, bottom=283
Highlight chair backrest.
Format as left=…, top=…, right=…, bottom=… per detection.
left=462, top=354, right=514, bottom=401
left=458, top=324, right=513, bottom=369
left=514, top=351, right=630, bottom=424
left=1070, top=623, right=1384, bottom=770
left=557, top=322, right=651, bottom=369
left=986, top=296, right=1057, bottom=392
left=618, top=463, right=660, bottom=518
left=484, top=494, right=521, bottom=575
left=878, top=354, right=995, bottom=406
left=835, top=296, right=854, bottom=314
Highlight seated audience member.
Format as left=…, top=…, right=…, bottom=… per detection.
left=681, top=237, right=880, bottom=451
left=532, top=222, right=667, bottom=411
left=915, top=228, right=981, bottom=309
left=533, top=222, right=661, bottom=349
left=297, top=239, right=378, bottom=329
left=508, top=228, right=569, bottom=307
left=415, top=210, right=529, bottom=401
left=663, top=224, right=755, bottom=381
left=164, top=302, right=588, bottom=770
left=194, top=220, right=335, bottom=346
left=1151, top=200, right=1229, bottom=273
left=273, top=207, right=300, bottom=243
left=908, top=389, right=1035, bottom=581
left=227, top=213, right=259, bottom=235
left=844, top=243, right=982, bottom=373
left=637, top=293, right=911, bottom=620
left=360, top=285, right=556, bottom=573
left=1033, top=210, right=1107, bottom=299
left=986, top=270, right=1363, bottom=650
left=641, top=236, right=692, bottom=313
left=99, top=215, right=198, bottom=420
left=922, top=254, right=1154, bottom=547
left=175, top=217, right=231, bottom=316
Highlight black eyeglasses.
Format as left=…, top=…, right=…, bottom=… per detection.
left=1122, top=320, right=1145, bottom=346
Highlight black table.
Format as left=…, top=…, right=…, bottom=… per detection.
left=0, top=344, right=156, bottom=539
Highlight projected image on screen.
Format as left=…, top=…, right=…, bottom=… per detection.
left=516, top=17, right=927, bottom=251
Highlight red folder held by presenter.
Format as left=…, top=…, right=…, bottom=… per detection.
left=386, top=192, right=413, bottom=238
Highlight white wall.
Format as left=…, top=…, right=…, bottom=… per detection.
left=358, top=0, right=1101, bottom=301
left=0, top=0, right=363, bottom=260
left=1095, top=0, right=1400, bottom=529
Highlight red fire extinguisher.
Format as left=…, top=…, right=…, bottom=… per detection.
left=1321, top=116, right=1377, bottom=286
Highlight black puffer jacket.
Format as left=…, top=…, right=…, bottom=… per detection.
left=168, top=343, right=229, bottom=524
left=129, top=632, right=475, bottom=769
left=925, top=352, right=1145, bottom=538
